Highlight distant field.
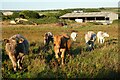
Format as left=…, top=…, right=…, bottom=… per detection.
left=2, top=21, right=118, bottom=42
left=2, top=21, right=119, bottom=78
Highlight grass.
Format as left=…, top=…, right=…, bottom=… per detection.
left=1, top=21, right=119, bottom=79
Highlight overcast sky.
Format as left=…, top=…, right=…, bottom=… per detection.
left=0, top=0, right=119, bottom=10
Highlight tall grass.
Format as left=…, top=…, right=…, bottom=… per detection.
left=2, top=22, right=119, bottom=78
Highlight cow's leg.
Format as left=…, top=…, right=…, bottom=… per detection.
left=67, top=49, right=71, bottom=57
left=51, top=38, right=54, bottom=43
left=17, top=59, right=22, bottom=70
left=103, top=38, right=105, bottom=43
left=100, top=37, right=104, bottom=44
left=98, top=38, right=100, bottom=43
left=86, top=42, right=89, bottom=51
left=21, top=55, right=25, bottom=63
left=91, top=42, right=94, bottom=50
left=55, top=50, right=59, bottom=59
left=101, top=39, right=103, bottom=43
left=9, top=53, right=17, bottom=71
left=17, top=53, right=24, bottom=70
left=86, top=42, right=90, bottom=51
left=100, top=38, right=102, bottom=44
left=20, top=55, right=25, bottom=70
left=60, top=49, right=65, bottom=65
left=54, top=49, right=60, bottom=63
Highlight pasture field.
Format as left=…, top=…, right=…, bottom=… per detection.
left=1, top=21, right=119, bottom=78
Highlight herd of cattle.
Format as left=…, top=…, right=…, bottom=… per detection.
left=3, top=31, right=109, bottom=72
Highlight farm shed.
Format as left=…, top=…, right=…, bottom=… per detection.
left=60, top=12, right=118, bottom=24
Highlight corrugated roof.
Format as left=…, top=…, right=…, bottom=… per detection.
left=60, top=12, right=111, bottom=18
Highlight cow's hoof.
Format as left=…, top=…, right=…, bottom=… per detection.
left=13, top=70, right=17, bottom=73
left=58, top=59, right=61, bottom=62
left=61, top=63, right=65, bottom=67
left=19, top=67, right=22, bottom=70
left=62, top=63, right=65, bottom=65
left=13, top=68, right=17, bottom=72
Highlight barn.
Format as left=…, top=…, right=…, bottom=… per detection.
left=60, top=12, right=118, bottom=24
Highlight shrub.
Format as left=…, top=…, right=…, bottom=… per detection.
left=83, top=8, right=101, bottom=12
left=27, top=58, right=46, bottom=78
left=19, top=10, right=40, bottom=19
left=11, top=12, right=19, bottom=19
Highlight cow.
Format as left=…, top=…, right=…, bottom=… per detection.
left=4, top=34, right=29, bottom=72
left=70, top=32, right=78, bottom=41
left=85, top=31, right=96, bottom=51
left=53, top=34, right=71, bottom=65
left=97, top=31, right=109, bottom=44
left=44, top=32, right=54, bottom=46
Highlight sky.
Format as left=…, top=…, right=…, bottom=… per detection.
left=0, top=0, right=119, bottom=10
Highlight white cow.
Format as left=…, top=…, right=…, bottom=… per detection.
left=70, top=32, right=78, bottom=41
left=97, top=31, right=109, bottom=44
left=85, top=31, right=96, bottom=51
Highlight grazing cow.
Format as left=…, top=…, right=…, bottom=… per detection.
left=85, top=31, right=96, bottom=51
left=70, top=32, right=78, bottom=41
left=97, top=31, right=109, bottom=44
left=44, top=32, right=54, bottom=46
left=4, top=34, right=29, bottom=72
left=53, top=34, right=71, bottom=65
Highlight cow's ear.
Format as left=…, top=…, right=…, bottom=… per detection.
left=3, top=38, right=9, bottom=43
left=19, top=38, right=24, bottom=43
left=12, top=37, right=16, bottom=40
left=76, top=33, right=78, bottom=36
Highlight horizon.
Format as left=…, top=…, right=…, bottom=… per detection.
left=0, top=1, right=119, bottom=10
left=0, top=7, right=118, bottom=11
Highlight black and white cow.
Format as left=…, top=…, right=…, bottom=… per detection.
left=85, top=31, right=96, bottom=51
left=4, top=34, right=29, bottom=71
left=70, top=32, right=78, bottom=41
left=44, top=32, right=54, bottom=46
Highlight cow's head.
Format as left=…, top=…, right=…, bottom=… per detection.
left=44, top=32, right=53, bottom=45
left=53, top=35, right=63, bottom=56
left=103, top=32, right=109, bottom=37
left=90, top=34, right=96, bottom=42
left=54, top=34, right=69, bottom=49
left=44, top=33, right=48, bottom=45
left=54, top=35, right=62, bottom=49
left=71, top=32, right=78, bottom=41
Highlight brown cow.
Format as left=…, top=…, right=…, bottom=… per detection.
left=4, top=34, right=29, bottom=72
left=53, top=34, right=71, bottom=65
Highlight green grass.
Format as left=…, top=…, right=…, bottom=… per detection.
left=1, top=22, right=119, bottom=78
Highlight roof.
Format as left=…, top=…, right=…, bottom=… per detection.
left=60, top=12, right=114, bottom=18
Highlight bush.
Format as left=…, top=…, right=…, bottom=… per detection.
left=28, top=10, right=72, bottom=24
left=27, top=58, right=46, bottom=78
left=83, top=8, right=101, bottom=12
left=19, top=10, right=40, bottom=19
left=29, top=17, right=59, bottom=24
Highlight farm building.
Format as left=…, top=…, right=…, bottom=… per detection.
left=60, top=12, right=118, bottom=24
